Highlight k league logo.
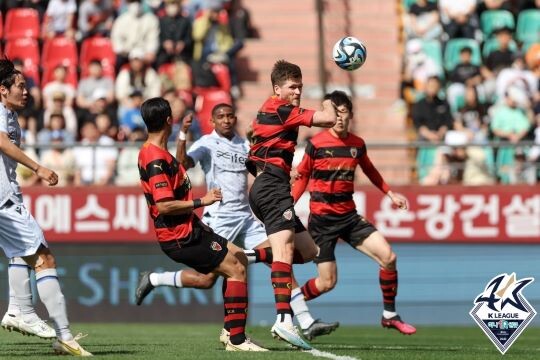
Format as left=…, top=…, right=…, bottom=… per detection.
left=470, top=273, right=536, bottom=354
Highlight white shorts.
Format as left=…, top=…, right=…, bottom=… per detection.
left=0, top=201, right=48, bottom=259
left=202, top=213, right=267, bottom=250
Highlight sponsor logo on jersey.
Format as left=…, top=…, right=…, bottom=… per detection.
left=470, top=273, right=536, bottom=354
left=216, top=150, right=247, bottom=165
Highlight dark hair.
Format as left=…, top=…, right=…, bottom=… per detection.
left=460, top=46, right=472, bottom=54
left=211, top=103, right=233, bottom=118
left=141, top=97, right=172, bottom=133
left=324, top=90, right=353, bottom=113
left=0, top=58, right=22, bottom=89
left=271, top=60, right=302, bottom=87
left=89, top=59, right=102, bottom=66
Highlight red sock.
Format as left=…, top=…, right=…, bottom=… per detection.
left=301, top=278, right=321, bottom=301
left=223, top=280, right=247, bottom=345
left=379, top=268, right=398, bottom=312
left=222, top=279, right=229, bottom=331
left=254, top=247, right=272, bottom=263
left=271, top=261, right=293, bottom=317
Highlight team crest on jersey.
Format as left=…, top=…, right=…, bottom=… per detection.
left=282, top=209, right=293, bottom=221
left=350, top=147, right=357, bottom=158
left=210, top=241, right=222, bottom=251
left=470, top=273, right=536, bottom=354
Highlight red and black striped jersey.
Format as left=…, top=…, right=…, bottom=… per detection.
left=138, top=143, right=193, bottom=242
left=292, top=130, right=390, bottom=216
left=247, top=96, right=315, bottom=176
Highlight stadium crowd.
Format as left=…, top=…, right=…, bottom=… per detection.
left=401, top=0, right=539, bottom=185
left=0, top=0, right=253, bottom=186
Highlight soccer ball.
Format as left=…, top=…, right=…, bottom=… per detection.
left=332, top=36, right=367, bottom=71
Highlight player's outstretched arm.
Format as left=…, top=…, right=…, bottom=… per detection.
left=312, top=99, right=337, bottom=128
left=291, top=151, right=313, bottom=203
left=175, top=113, right=195, bottom=169
left=0, top=132, right=58, bottom=186
left=155, top=188, right=223, bottom=215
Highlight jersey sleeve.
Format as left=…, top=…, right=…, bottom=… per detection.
left=187, top=138, right=210, bottom=170
left=358, top=144, right=390, bottom=194
left=0, top=106, right=8, bottom=133
left=291, top=140, right=315, bottom=202
left=278, top=104, right=315, bottom=129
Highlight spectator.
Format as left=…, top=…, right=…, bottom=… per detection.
left=42, top=92, right=78, bottom=138
left=404, top=0, right=442, bottom=40
left=95, top=113, right=119, bottom=140
left=40, top=131, right=77, bottom=186
left=490, top=86, right=532, bottom=183
left=439, top=0, right=480, bottom=40
left=412, top=76, right=454, bottom=143
left=192, top=3, right=236, bottom=63
left=78, top=89, right=118, bottom=129
left=163, top=89, right=201, bottom=140
left=476, top=0, right=512, bottom=16
left=422, top=130, right=469, bottom=185
left=13, top=58, right=42, bottom=116
left=115, top=127, right=148, bottom=186
left=402, top=39, right=440, bottom=102
left=78, top=0, right=114, bottom=39
left=481, top=26, right=516, bottom=100
left=447, top=46, right=483, bottom=111
left=156, top=0, right=193, bottom=67
left=119, top=90, right=145, bottom=135
left=37, top=112, right=75, bottom=146
left=42, top=0, right=77, bottom=39
left=495, top=55, right=538, bottom=102
left=115, top=48, right=161, bottom=109
left=111, top=0, right=160, bottom=71
left=73, top=121, right=118, bottom=186
left=42, top=65, right=76, bottom=109
left=2, top=0, right=48, bottom=20
left=455, top=86, right=490, bottom=143
left=76, top=60, right=115, bottom=112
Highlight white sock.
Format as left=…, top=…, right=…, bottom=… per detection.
left=383, top=310, right=398, bottom=319
left=290, top=287, right=315, bottom=330
left=244, top=250, right=257, bottom=265
left=7, top=257, right=39, bottom=322
left=276, top=313, right=294, bottom=326
left=149, top=271, right=183, bottom=287
left=35, top=269, right=72, bottom=341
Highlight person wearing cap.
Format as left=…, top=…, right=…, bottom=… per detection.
left=402, top=39, right=440, bottom=102
left=77, top=60, right=114, bottom=112
left=115, top=48, right=161, bottom=111
left=111, top=0, right=159, bottom=72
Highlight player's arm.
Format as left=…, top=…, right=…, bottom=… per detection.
left=0, top=132, right=58, bottom=186
left=155, top=188, right=222, bottom=215
left=291, top=144, right=315, bottom=203
left=312, top=99, right=337, bottom=128
left=358, top=149, right=408, bottom=210
left=175, top=112, right=195, bottom=169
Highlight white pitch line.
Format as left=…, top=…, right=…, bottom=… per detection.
left=304, top=348, right=360, bottom=360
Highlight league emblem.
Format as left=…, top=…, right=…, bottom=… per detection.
left=210, top=241, right=222, bottom=251
left=282, top=209, right=293, bottom=221
left=470, top=273, right=536, bottom=354
left=350, top=147, right=357, bottom=158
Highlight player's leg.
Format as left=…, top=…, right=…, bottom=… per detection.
left=352, top=230, right=416, bottom=335
left=2, top=257, right=55, bottom=338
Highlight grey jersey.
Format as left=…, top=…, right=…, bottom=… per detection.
left=0, top=103, right=21, bottom=207
left=188, top=131, right=251, bottom=217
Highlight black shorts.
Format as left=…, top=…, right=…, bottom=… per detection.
left=309, top=211, right=377, bottom=264
left=159, top=218, right=229, bottom=274
left=249, top=168, right=305, bottom=236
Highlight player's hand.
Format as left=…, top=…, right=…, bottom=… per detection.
left=202, top=188, right=222, bottom=205
left=181, top=112, right=193, bottom=133
left=290, top=168, right=301, bottom=184
left=36, top=166, right=58, bottom=186
left=387, top=191, right=408, bottom=210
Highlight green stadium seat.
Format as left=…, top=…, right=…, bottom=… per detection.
left=480, top=10, right=515, bottom=37
left=444, top=39, right=482, bottom=71
left=516, top=10, right=540, bottom=44
left=482, top=37, right=518, bottom=58
left=421, top=40, right=444, bottom=77
left=403, top=0, right=436, bottom=11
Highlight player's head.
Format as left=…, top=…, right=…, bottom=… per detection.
left=324, top=90, right=353, bottom=135
left=211, top=103, right=236, bottom=139
left=141, top=97, right=173, bottom=134
left=271, top=60, right=303, bottom=106
left=0, top=58, right=27, bottom=111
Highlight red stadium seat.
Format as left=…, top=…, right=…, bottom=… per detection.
left=194, top=88, right=232, bottom=135
left=0, top=12, right=3, bottom=39
left=80, top=36, right=116, bottom=78
left=211, top=63, right=231, bottom=92
left=42, top=37, right=78, bottom=69
left=4, top=8, right=40, bottom=40
left=4, top=38, right=40, bottom=84
left=41, top=65, right=78, bottom=89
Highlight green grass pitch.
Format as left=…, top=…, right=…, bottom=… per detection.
left=1, top=324, right=539, bottom=359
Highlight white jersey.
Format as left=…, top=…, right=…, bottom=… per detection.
left=0, top=103, right=22, bottom=207
left=188, top=131, right=251, bottom=217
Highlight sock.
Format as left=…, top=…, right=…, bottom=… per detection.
left=7, top=258, right=32, bottom=315
left=35, top=269, right=72, bottom=341
left=383, top=310, right=398, bottom=319
left=379, top=268, right=398, bottom=313
left=290, top=287, right=315, bottom=330
left=271, top=261, right=293, bottom=324
left=222, top=279, right=229, bottom=331
left=301, top=278, right=322, bottom=301
left=244, top=247, right=272, bottom=264
left=7, top=258, right=39, bottom=322
left=149, top=271, right=183, bottom=287
left=223, top=280, right=248, bottom=345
